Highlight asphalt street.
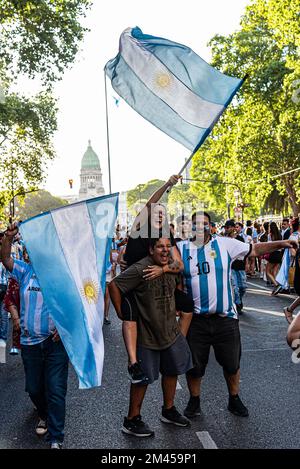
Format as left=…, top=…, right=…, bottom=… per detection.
left=0, top=277, right=300, bottom=449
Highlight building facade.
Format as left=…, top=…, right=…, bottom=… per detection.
left=78, top=140, right=105, bottom=200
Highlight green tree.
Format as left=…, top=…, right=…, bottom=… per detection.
left=15, top=190, right=67, bottom=220
left=0, top=0, right=92, bottom=84
left=0, top=0, right=92, bottom=218
left=192, top=0, right=300, bottom=217
left=127, top=180, right=167, bottom=213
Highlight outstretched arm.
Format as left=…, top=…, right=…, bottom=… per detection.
left=250, top=239, right=298, bottom=258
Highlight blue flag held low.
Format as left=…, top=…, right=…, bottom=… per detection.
left=20, top=193, right=119, bottom=389
left=105, top=27, right=245, bottom=153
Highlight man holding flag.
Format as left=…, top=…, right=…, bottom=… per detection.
left=1, top=223, right=68, bottom=449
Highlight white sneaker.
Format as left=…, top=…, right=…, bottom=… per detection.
left=50, top=442, right=62, bottom=449
left=0, top=339, right=6, bottom=364
left=35, top=418, right=48, bottom=436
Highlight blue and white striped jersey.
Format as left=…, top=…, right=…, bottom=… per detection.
left=11, top=260, right=55, bottom=345
left=177, top=237, right=250, bottom=319
left=0, top=262, right=8, bottom=285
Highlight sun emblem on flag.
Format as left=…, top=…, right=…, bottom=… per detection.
left=155, top=72, right=172, bottom=88
left=210, top=250, right=217, bottom=259
left=81, top=279, right=99, bottom=304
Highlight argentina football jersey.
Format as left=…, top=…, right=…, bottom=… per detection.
left=10, top=260, right=55, bottom=345
left=177, top=237, right=251, bottom=318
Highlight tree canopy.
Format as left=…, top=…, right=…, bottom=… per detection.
left=0, top=0, right=92, bottom=219
left=191, top=0, right=300, bottom=218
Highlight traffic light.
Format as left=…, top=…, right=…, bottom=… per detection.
left=69, top=179, right=73, bottom=189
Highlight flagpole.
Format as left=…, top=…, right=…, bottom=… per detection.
left=104, top=71, right=112, bottom=194
left=171, top=73, right=249, bottom=187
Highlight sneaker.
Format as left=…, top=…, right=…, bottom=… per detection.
left=161, top=406, right=190, bottom=427
left=271, top=285, right=282, bottom=296
left=228, top=395, right=249, bottom=417
left=35, top=418, right=48, bottom=436
left=50, top=442, right=63, bottom=449
left=236, top=304, right=243, bottom=315
left=128, top=362, right=149, bottom=384
left=122, top=415, right=154, bottom=437
left=184, top=396, right=201, bottom=418
left=104, top=318, right=111, bottom=325
left=9, top=347, right=19, bottom=355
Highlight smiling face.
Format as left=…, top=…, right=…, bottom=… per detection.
left=149, top=238, right=171, bottom=266
left=150, top=204, right=167, bottom=230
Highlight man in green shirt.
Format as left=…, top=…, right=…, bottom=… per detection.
left=109, top=237, right=193, bottom=437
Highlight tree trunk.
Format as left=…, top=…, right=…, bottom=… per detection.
left=284, top=176, right=300, bottom=216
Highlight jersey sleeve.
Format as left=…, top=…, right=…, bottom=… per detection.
left=10, top=259, right=29, bottom=283
left=222, top=237, right=251, bottom=261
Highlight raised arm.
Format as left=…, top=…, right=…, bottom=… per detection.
left=1, top=223, right=19, bottom=272
left=131, top=175, right=181, bottom=232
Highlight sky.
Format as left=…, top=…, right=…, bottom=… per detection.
left=41, top=0, right=250, bottom=197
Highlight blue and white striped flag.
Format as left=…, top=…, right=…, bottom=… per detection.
left=20, top=193, right=119, bottom=389
left=105, top=27, right=245, bottom=153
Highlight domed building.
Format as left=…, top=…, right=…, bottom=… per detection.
left=79, top=140, right=105, bottom=200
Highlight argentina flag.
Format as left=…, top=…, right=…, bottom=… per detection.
left=105, top=27, right=245, bottom=153
left=19, top=193, right=118, bottom=389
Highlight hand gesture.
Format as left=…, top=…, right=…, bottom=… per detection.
left=167, top=175, right=182, bottom=187
left=5, top=222, right=19, bottom=240
left=143, top=265, right=164, bottom=280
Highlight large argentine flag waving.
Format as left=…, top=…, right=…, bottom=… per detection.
left=105, top=27, right=245, bottom=153
left=20, top=193, right=119, bottom=389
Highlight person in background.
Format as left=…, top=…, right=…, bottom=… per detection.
left=225, top=220, right=247, bottom=315
left=283, top=218, right=300, bottom=323
left=267, top=222, right=283, bottom=295
left=0, top=232, right=9, bottom=363
left=281, top=218, right=291, bottom=240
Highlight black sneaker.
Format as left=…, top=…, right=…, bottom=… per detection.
left=161, top=406, right=190, bottom=427
left=271, top=285, right=282, bottom=296
left=122, top=415, right=154, bottom=437
left=128, top=362, right=149, bottom=384
left=228, top=395, right=249, bottom=417
left=184, top=396, right=201, bottom=418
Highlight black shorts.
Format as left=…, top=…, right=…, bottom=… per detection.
left=137, top=333, right=193, bottom=384
left=186, top=315, right=241, bottom=378
left=121, top=289, right=194, bottom=322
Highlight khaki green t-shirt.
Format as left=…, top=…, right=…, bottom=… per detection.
left=113, top=256, right=180, bottom=350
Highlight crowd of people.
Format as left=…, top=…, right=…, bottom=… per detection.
left=0, top=175, right=300, bottom=447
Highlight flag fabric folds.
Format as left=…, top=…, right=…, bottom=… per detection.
left=105, top=27, right=244, bottom=153
left=20, top=193, right=119, bottom=389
